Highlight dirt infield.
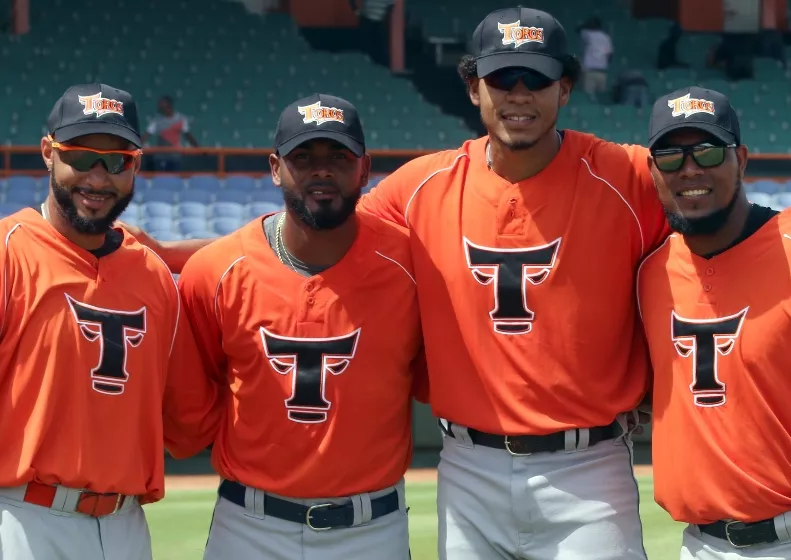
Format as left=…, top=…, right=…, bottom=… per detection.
left=165, top=465, right=653, bottom=491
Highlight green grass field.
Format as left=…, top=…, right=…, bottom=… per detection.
left=144, top=474, right=683, bottom=559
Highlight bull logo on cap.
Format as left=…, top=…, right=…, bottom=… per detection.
left=498, top=20, right=544, bottom=48
left=78, top=93, right=125, bottom=118
left=668, top=93, right=715, bottom=119
left=298, top=101, right=345, bottom=126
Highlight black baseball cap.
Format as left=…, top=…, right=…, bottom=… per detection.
left=471, top=7, right=569, bottom=80
left=648, top=86, right=741, bottom=149
left=47, top=84, right=142, bottom=148
left=274, top=94, right=365, bottom=157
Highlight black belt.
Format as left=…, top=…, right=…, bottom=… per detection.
left=440, top=420, right=620, bottom=455
left=698, top=519, right=779, bottom=548
left=218, top=480, right=400, bottom=531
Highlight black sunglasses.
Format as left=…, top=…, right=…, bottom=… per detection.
left=50, top=137, right=141, bottom=175
left=651, top=143, right=737, bottom=173
left=483, top=68, right=555, bottom=92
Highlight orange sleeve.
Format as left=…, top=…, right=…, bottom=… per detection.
left=624, top=144, right=672, bottom=255
left=162, top=291, right=224, bottom=459
left=176, top=250, right=229, bottom=383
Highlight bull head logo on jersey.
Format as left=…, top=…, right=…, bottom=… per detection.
left=671, top=308, right=748, bottom=407
left=463, top=237, right=562, bottom=335
left=66, top=294, right=146, bottom=395
left=260, top=327, right=361, bottom=423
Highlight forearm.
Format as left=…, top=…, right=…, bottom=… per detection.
left=160, top=238, right=217, bottom=273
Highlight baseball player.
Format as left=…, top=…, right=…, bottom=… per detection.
left=0, top=84, right=222, bottom=560
left=638, top=87, right=791, bottom=558
left=123, top=8, right=669, bottom=559
left=177, top=94, right=425, bottom=560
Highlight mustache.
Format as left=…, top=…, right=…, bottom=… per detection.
left=71, top=186, right=119, bottom=197
left=305, top=180, right=340, bottom=190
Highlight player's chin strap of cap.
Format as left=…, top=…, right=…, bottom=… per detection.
left=217, top=479, right=405, bottom=531
left=697, top=511, right=791, bottom=549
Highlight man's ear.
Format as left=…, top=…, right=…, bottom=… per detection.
left=269, top=153, right=282, bottom=188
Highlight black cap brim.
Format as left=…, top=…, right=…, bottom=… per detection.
left=477, top=52, right=563, bottom=80
left=277, top=130, right=364, bottom=157
left=52, top=122, right=142, bottom=148
left=648, top=122, right=737, bottom=150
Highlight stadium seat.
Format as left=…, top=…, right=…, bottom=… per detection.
left=225, top=176, right=257, bottom=191
left=141, top=201, right=174, bottom=218
left=142, top=216, right=176, bottom=233
left=211, top=202, right=245, bottom=219
left=177, top=202, right=209, bottom=219
left=211, top=217, right=243, bottom=235
left=749, top=180, right=783, bottom=194
left=121, top=203, right=140, bottom=221
left=247, top=201, right=282, bottom=217
left=0, top=202, right=27, bottom=217
left=747, top=192, right=774, bottom=207
left=6, top=176, right=38, bottom=191
left=179, top=188, right=214, bottom=204
left=250, top=189, right=281, bottom=204
left=177, top=217, right=211, bottom=236
left=149, top=176, right=184, bottom=193
left=141, top=188, right=178, bottom=204
left=5, top=189, right=40, bottom=206
left=218, top=189, right=250, bottom=205
left=773, top=192, right=791, bottom=208
left=188, top=175, right=222, bottom=191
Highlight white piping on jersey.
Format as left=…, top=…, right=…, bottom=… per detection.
left=783, top=234, right=791, bottom=243
left=146, top=248, right=181, bottom=357
left=374, top=251, right=416, bottom=285
left=580, top=157, right=645, bottom=257
left=403, top=153, right=468, bottom=227
left=634, top=234, right=675, bottom=321
left=214, top=256, right=246, bottom=320
left=0, top=223, right=23, bottom=339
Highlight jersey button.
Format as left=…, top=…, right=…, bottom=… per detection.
left=306, top=296, right=315, bottom=305
left=706, top=268, right=714, bottom=276
left=509, top=198, right=517, bottom=204
left=306, top=282, right=314, bottom=291
left=703, top=284, right=712, bottom=292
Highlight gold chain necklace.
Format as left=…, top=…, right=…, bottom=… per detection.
left=275, top=212, right=298, bottom=273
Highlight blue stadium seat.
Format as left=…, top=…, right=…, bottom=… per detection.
left=211, top=202, right=245, bottom=219
left=250, top=189, right=282, bottom=203
left=6, top=176, right=39, bottom=191
left=123, top=203, right=141, bottom=220
left=120, top=213, right=141, bottom=227
left=149, top=176, right=184, bottom=192
left=225, top=176, right=257, bottom=191
left=141, top=188, right=178, bottom=204
left=211, top=217, right=243, bottom=235
left=259, top=175, right=276, bottom=190
left=179, top=189, right=214, bottom=204
left=151, top=231, right=184, bottom=241
left=188, top=175, right=222, bottom=191
left=773, top=192, right=791, bottom=208
left=177, top=202, right=209, bottom=219
left=247, top=201, right=282, bottom=217
left=747, top=192, right=774, bottom=207
left=141, top=202, right=174, bottom=218
left=5, top=189, right=40, bottom=206
left=142, top=216, right=176, bottom=233
left=749, top=180, right=783, bottom=194
left=218, top=189, right=250, bottom=205
left=177, top=217, right=211, bottom=236
left=0, top=202, right=27, bottom=217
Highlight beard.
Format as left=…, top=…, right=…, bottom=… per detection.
left=665, top=177, right=742, bottom=236
left=51, top=170, right=134, bottom=235
left=282, top=182, right=361, bottom=231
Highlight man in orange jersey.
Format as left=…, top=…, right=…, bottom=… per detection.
left=122, top=8, right=667, bottom=559
left=0, top=84, right=221, bottom=560
left=638, top=86, right=791, bottom=558
left=177, top=94, right=424, bottom=560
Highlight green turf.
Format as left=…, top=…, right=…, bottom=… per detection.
left=144, top=476, right=683, bottom=559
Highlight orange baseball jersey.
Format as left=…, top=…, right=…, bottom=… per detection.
left=637, top=209, right=791, bottom=524
left=357, top=132, right=670, bottom=435
left=177, top=211, right=424, bottom=498
left=0, top=209, right=221, bottom=505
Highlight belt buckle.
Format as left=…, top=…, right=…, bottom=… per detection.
left=504, top=436, right=532, bottom=456
left=724, top=521, right=749, bottom=549
left=76, top=490, right=124, bottom=517
left=306, top=503, right=333, bottom=531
